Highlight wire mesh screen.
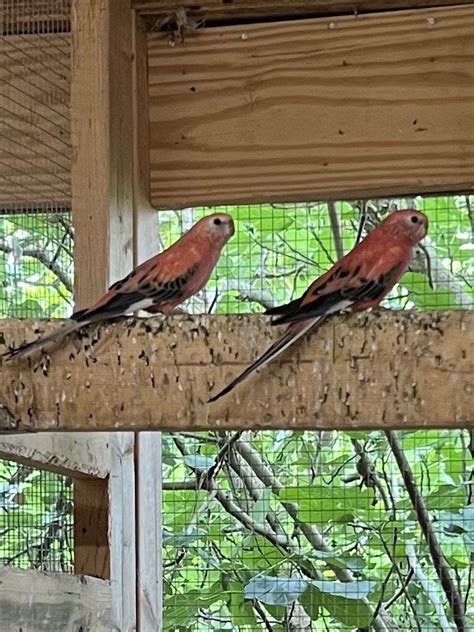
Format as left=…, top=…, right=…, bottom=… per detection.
left=0, top=0, right=73, bottom=574
left=0, top=460, right=73, bottom=571
left=157, top=195, right=474, bottom=315
left=163, top=429, right=473, bottom=631
left=160, top=195, right=473, bottom=630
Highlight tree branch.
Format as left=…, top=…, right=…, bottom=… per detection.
left=385, top=431, right=468, bottom=632
left=328, top=202, right=344, bottom=259
left=0, top=240, right=73, bottom=294
left=234, top=436, right=397, bottom=632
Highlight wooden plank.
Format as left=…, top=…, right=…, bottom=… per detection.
left=134, top=0, right=474, bottom=21
left=132, top=14, right=163, bottom=632
left=0, top=34, right=71, bottom=205
left=137, top=434, right=163, bottom=632
left=109, top=433, right=136, bottom=632
left=0, top=433, right=111, bottom=477
left=70, top=0, right=136, bottom=603
left=71, top=0, right=134, bottom=305
left=132, top=11, right=154, bottom=257
left=74, top=476, right=110, bottom=579
left=0, top=567, right=112, bottom=632
left=147, top=4, right=474, bottom=208
left=0, top=310, right=472, bottom=430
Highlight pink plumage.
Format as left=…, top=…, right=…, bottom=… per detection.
left=4, top=213, right=234, bottom=360
left=209, top=209, right=428, bottom=402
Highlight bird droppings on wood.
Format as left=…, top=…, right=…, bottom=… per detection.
left=0, top=311, right=472, bottom=431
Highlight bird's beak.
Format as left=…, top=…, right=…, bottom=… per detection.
left=227, top=219, right=235, bottom=237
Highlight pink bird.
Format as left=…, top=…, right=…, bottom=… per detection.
left=209, top=209, right=428, bottom=402
left=3, top=213, right=234, bottom=360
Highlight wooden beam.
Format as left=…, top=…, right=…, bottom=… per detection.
left=132, top=14, right=164, bottom=632
left=137, top=432, right=163, bottom=632
left=70, top=0, right=136, bottom=597
left=0, top=567, right=112, bottom=632
left=134, top=0, right=474, bottom=22
left=74, top=476, right=110, bottom=579
left=0, top=433, right=111, bottom=477
left=0, top=34, right=70, bottom=205
left=71, top=0, right=134, bottom=305
left=109, top=433, right=136, bottom=630
left=147, top=4, right=474, bottom=208
left=0, top=311, right=472, bottom=430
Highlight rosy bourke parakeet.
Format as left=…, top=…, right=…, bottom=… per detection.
left=209, top=209, right=428, bottom=402
left=4, top=213, right=234, bottom=360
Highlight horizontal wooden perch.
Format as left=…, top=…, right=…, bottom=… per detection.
left=0, top=311, right=472, bottom=432
left=0, top=567, right=112, bottom=632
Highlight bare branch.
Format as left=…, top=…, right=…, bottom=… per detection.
left=385, top=430, right=468, bottom=632
left=328, top=202, right=344, bottom=259
left=0, top=240, right=73, bottom=294
left=234, top=437, right=398, bottom=632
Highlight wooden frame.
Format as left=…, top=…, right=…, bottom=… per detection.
left=1, top=310, right=472, bottom=431
left=1, top=1, right=473, bottom=630
left=1, top=2, right=160, bottom=630
left=134, top=0, right=474, bottom=22
left=0, top=567, right=112, bottom=632
left=147, top=3, right=474, bottom=208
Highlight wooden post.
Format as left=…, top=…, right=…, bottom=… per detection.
left=132, top=12, right=164, bottom=630
left=71, top=0, right=136, bottom=628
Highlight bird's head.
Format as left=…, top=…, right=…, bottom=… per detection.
left=380, top=209, right=428, bottom=246
left=195, top=213, right=235, bottom=246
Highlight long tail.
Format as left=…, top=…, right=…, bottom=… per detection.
left=2, top=320, right=90, bottom=361
left=208, top=317, right=321, bottom=403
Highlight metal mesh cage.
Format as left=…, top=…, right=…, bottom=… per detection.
left=0, top=0, right=473, bottom=622
left=158, top=195, right=473, bottom=631
left=162, top=428, right=474, bottom=631
left=0, top=0, right=73, bottom=574
left=157, top=195, right=474, bottom=315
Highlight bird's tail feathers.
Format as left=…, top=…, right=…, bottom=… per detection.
left=208, top=317, right=320, bottom=403
left=2, top=320, right=89, bottom=361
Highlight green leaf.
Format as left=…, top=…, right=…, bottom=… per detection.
left=244, top=575, right=307, bottom=605
left=183, top=454, right=215, bottom=471
left=309, top=579, right=376, bottom=599
left=301, top=583, right=375, bottom=628
left=279, top=485, right=374, bottom=524
left=227, top=582, right=257, bottom=627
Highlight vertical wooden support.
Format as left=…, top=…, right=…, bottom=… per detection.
left=132, top=13, right=163, bottom=631
left=71, top=1, right=137, bottom=629
left=110, top=433, right=136, bottom=630
left=71, top=0, right=134, bottom=302
left=137, top=433, right=163, bottom=631
left=74, top=478, right=110, bottom=579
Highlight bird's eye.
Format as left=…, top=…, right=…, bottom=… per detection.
left=213, top=218, right=222, bottom=226
left=410, top=215, right=419, bottom=224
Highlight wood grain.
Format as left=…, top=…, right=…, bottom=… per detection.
left=0, top=433, right=111, bottom=477
left=135, top=0, right=474, bottom=21
left=0, top=34, right=70, bottom=205
left=109, top=433, right=136, bottom=631
left=70, top=0, right=136, bottom=598
left=71, top=0, right=134, bottom=306
left=137, top=432, right=163, bottom=632
left=147, top=4, right=474, bottom=207
left=0, top=567, right=112, bottom=632
left=0, top=311, right=472, bottom=431
left=74, top=476, right=110, bottom=579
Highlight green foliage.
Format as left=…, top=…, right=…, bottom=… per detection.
left=1, top=197, right=473, bottom=628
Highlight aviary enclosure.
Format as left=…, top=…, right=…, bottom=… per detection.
left=0, top=1, right=472, bottom=631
